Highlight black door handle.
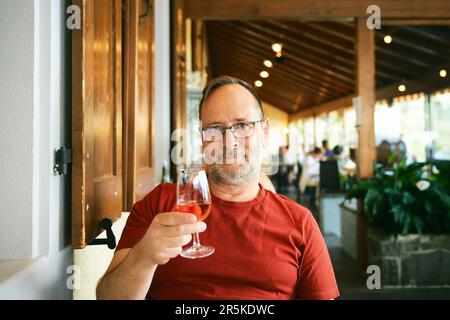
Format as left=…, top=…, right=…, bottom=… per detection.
left=90, top=218, right=116, bottom=249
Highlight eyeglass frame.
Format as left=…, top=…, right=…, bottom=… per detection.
left=200, top=118, right=265, bottom=141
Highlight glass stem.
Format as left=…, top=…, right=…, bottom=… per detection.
left=192, top=233, right=201, bottom=248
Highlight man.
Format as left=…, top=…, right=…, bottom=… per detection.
left=299, top=147, right=323, bottom=217
left=97, top=76, right=339, bottom=300
left=322, top=140, right=334, bottom=159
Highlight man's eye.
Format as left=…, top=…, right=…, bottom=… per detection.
left=204, top=127, right=222, bottom=138
left=234, top=123, right=248, bottom=130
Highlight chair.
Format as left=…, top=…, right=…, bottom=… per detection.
left=319, top=160, right=341, bottom=194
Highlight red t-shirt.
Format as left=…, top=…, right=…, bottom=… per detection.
left=116, top=183, right=340, bottom=300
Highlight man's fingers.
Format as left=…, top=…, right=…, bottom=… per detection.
left=156, top=212, right=197, bottom=226
left=165, top=234, right=192, bottom=248
left=164, top=247, right=182, bottom=259
left=163, top=222, right=207, bottom=237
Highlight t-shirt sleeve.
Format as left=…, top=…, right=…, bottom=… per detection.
left=296, top=210, right=340, bottom=300
left=115, top=185, right=162, bottom=252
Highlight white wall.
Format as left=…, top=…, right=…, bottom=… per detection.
left=262, top=102, right=289, bottom=155
left=0, top=0, right=35, bottom=259
left=73, top=0, right=171, bottom=299
left=0, top=0, right=73, bottom=299
left=0, top=0, right=171, bottom=300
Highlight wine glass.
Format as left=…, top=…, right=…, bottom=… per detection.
left=176, top=166, right=214, bottom=259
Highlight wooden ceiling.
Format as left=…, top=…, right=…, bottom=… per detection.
left=205, top=20, right=450, bottom=113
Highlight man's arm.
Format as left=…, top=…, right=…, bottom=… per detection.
left=96, top=212, right=207, bottom=300
left=96, top=247, right=156, bottom=300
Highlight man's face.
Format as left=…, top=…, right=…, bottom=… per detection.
left=200, top=84, right=269, bottom=187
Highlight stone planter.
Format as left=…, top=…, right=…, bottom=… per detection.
left=368, top=228, right=450, bottom=287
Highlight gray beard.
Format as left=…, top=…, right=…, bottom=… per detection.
left=208, top=162, right=260, bottom=187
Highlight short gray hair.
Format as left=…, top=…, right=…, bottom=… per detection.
left=198, top=76, right=264, bottom=119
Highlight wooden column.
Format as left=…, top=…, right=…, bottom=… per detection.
left=354, top=18, right=375, bottom=272
left=170, top=0, right=187, bottom=179
left=355, top=18, right=376, bottom=179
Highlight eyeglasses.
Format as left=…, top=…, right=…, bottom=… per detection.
left=201, top=119, right=264, bottom=141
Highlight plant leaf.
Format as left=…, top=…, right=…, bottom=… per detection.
left=413, top=215, right=424, bottom=234
left=402, top=214, right=412, bottom=235
left=391, top=204, right=405, bottom=224
left=402, top=192, right=415, bottom=205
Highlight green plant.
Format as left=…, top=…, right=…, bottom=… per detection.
left=346, top=155, right=450, bottom=235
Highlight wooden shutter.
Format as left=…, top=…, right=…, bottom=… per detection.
left=72, top=0, right=123, bottom=248
left=170, top=0, right=187, bottom=178
left=123, top=0, right=156, bottom=211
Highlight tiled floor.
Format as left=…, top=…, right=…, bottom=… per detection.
left=279, top=186, right=450, bottom=300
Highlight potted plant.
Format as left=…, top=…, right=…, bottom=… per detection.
left=346, top=155, right=450, bottom=287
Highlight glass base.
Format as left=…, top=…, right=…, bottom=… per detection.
left=180, top=245, right=215, bottom=259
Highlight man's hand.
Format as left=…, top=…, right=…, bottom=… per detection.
left=134, top=212, right=207, bottom=266
left=97, top=212, right=206, bottom=299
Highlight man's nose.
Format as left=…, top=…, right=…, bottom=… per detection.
left=223, top=128, right=238, bottom=149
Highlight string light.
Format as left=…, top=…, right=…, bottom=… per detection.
left=271, top=43, right=282, bottom=53
left=254, top=80, right=263, bottom=87
left=384, top=35, right=393, bottom=44
left=260, top=71, right=269, bottom=78
left=439, top=69, right=447, bottom=78
left=398, top=84, right=406, bottom=92
left=263, top=60, right=273, bottom=68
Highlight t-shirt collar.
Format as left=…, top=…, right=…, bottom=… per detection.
left=210, top=183, right=266, bottom=208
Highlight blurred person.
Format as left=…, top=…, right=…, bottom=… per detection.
left=332, top=145, right=345, bottom=173
left=322, top=140, right=334, bottom=159
left=299, top=147, right=323, bottom=215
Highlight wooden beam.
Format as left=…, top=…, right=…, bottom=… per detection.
left=289, top=61, right=450, bottom=119
left=376, top=64, right=450, bottom=99
left=280, top=21, right=354, bottom=52
left=383, top=18, right=450, bottom=25
left=207, top=33, right=347, bottom=99
left=288, top=95, right=354, bottom=122
left=261, top=21, right=355, bottom=75
left=186, top=0, right=450, bottom=20
left=355, top=18, right=376, bottom=179
left=307, top=21, right=355, bottom=42
left=208, top=25, right=353, bottom=94
left=401, top=26, right=450, bottom=46
left=209, top=22, right=355, bottom=86
left=210, top=56, right=322, bottom=109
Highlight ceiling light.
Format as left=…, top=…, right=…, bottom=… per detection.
left=263, top=60, right=273, bottom=68
left=439, top=69, right=447, bottom=78
left=398, top=84, right=406, bottom=92
left=384, top=35, right=393, bottom=44
left=271, top=43, right=282, bottom=53
left=254, top=80, right=263, bottom=87
left=275, top=54, right=285, bottom=63
left=260, top=71, right=269, bottom=78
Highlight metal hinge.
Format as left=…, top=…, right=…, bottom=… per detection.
left=53, top=147, right=72, bottom=175
left=139, top=0, right=151, bottom=18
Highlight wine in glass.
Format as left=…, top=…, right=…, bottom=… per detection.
left=176, top=167, right=214, bottom=259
